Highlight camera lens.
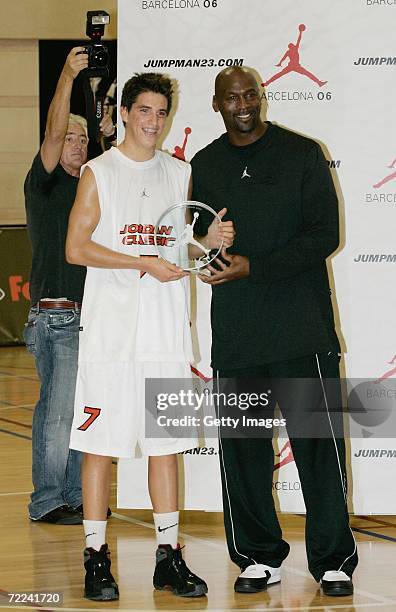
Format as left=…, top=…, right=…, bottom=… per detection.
left=93, top=48, right=108, bottom=67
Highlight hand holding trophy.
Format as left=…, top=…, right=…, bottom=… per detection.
left=154, top=201, right=234, bottom=273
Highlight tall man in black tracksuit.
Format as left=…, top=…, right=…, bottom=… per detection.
left=191, top=67, right=358, bottom=597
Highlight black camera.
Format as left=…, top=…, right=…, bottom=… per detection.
left=84, top=10, right=110, bottom=77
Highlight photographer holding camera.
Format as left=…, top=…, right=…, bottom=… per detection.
left=24, top=47, right=115, bottom=525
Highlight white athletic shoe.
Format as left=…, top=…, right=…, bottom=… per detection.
left=320, top=570, right=353, bottom=596
left=234, top=564, right=281, bottom=593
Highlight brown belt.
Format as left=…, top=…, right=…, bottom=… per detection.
left=37, top=300, right=82, bottom=310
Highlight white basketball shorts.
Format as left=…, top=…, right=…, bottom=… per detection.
left=69, top=361, right=198, bottom=458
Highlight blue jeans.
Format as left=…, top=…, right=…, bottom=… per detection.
left=24, top=306, right=82, bottom=519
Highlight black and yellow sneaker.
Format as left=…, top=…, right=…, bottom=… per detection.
left=84, top=544, right=119, bottom=601
left=153, top=544, right=208, bottom=597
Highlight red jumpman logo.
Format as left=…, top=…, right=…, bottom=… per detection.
left=373, top=158, right=396, bottom=189
left=262, top=24, right=327, bottom=88
left=374, top=354, right=396, bottom=384
left=274, top=440, right=295, bottom=471
left=172, top=127, right=192, bottom=161
left=190, top=365, right=212, bottom=384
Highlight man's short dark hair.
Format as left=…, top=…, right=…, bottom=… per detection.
left=121, top=73, right=173, bottom=113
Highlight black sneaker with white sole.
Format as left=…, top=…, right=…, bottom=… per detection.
left=84, top=544, right=119, bottom=601
left=30, top=505, right=82, bottom=525
left=153, top=544, right=208, bottom=597
left=320, top=570, right=353, bottom=596
left=234, top=564, right=281, bottom=593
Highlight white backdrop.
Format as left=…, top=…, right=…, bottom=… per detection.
left=117, top=0, right=396, bottom=514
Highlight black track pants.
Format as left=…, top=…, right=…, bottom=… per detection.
left=215, top=352, right=358, bottom=582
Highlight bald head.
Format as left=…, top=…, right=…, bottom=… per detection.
left=212, top=66, right=266, bottom=145
left=214, top=67, right=259, bottom=98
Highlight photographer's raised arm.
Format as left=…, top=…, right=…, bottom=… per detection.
left=40, top=47, right=88, bottom=174
left=66, top=168, right=187, bottom=282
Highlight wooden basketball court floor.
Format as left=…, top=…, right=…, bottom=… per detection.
left=1, top=346, right=396, bottom=612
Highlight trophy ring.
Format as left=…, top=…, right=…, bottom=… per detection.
left=154, top=200, right=223, bottom=272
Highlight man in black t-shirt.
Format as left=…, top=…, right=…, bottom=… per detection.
left=24, top=48, right=115, bottom=525
left=191, top=67, right=357, bottom=597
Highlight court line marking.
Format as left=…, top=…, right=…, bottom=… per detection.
left=0, top=372, right=38, bottom=381
left=0, top=370, right=36, bottom=375
left=0, top=602, right=395, bottom=611
left=0, top=405, right=34, bottom=412
left=0, top=416, right=32, bottom=429
left=353, top=527, right=396, bottom=543
left=0, top=491, right=31, bottom=497
left=0, top=363, right=36, bottom=371
left=111, top=512, right=396, bottom=606
left=294, top=512, right=396, bottom=544
left=0, top=403, right=34, bottom=409
left=294, top=513, right=396, bottom=545
left=0, top=366, right=36, bottom=373
left=0, top=484, right=119, bottom=498
left=358, top=515, right=396, bottom=529
left=0, top=428, right=31, bottom=441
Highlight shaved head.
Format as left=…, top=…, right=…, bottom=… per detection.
left=212, top=66, right=266, bottom=145
left=214, top=67, right=259, bottom=98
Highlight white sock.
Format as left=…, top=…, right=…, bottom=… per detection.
left=153, top=511, right=179, bottom=548
left=83, top=520, right=107, bottom=551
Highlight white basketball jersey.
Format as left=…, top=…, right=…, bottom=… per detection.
left=78, top=147, right=193, bottom=364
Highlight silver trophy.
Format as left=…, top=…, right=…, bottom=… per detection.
left=154, top=201, right=223, bottom=272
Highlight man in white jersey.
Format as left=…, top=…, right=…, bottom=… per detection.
left=66, top=73, right=234, bottom=601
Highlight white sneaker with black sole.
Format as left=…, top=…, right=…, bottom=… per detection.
left=234, top=564, right=281, bottom=593
left=320, top=570, right=353, bottom=597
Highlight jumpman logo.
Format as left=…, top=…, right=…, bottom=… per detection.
left=241, top=165, right=251, bottom=179
left=141, top=188, right=149, bottom=197
left=172, top=127, right=192, bottom=162
left=273, top=440, right=295, bottom=471
left=373, top=157, right=396, bottom=189
left=172, top=211, right=210, bottom=256
left=374, top=354, right=396, bottom=384
left=262, top=24, right=327, bottom=88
